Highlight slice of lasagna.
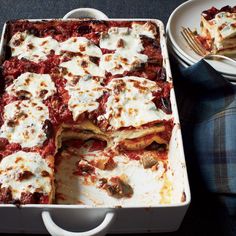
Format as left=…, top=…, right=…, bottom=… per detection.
left=200, top=5, right=236, bottom=55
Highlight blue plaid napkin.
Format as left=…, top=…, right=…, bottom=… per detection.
left=173, top=59, right=236, bottom=234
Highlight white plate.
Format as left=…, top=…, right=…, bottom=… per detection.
left=168, top=42, right=189, bottom=68
left=168, top=39, right=236, bottom=81
left=223, top=73, right=236, bottom=82
left=171, top=51, right=189, bottom=68
left=166, top=0, right=236, bottom=76
left=168, top=37, right=191, bottom=65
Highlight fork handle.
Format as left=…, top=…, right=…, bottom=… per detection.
left=204, top=54, right=236, bottom=64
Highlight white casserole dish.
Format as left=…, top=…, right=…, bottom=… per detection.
left=0, top=8, right=191, bottom=235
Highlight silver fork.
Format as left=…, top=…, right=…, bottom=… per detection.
left=181, top=27, right=236, bottom=65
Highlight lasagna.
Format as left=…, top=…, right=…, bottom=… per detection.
left=199, top=5, right=236, bottom=55
left=0, top=20, right=183, bottom=205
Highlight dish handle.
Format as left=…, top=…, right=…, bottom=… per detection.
left=63, top=8, right=109, bottom=20
left=41, top=211, right=115, bottom=236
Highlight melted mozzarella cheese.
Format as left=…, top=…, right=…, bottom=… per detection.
left=60, top=56, right=105, bottom=78
left=131, top=22, right=156, bottom=39
left=9, top=31, right=60, bottom=63
left=0, top=100, right=49, bottom=148
left=100, top=51, right=148, bottom=75
left=6, top=72, right=56, bottom=100
left=0, top=151, right=52, bottom=200
left=98, top=76, right=171, bottom=130
left=60, top=37, right=102, bottom=57
left=100, top=27, right=144, bottom=52
left=9, top=32, right=103, bottom=63
left=99, top=22, right=156, bottom=51
left=65, top=75, right=106, bottom=121
left=99, top=23, right=156, bottom=75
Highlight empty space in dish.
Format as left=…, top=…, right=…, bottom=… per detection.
left=55, top=124, right=187, bottom=207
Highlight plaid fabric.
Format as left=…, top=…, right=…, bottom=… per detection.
left=173, top=59, right=236, bottom=218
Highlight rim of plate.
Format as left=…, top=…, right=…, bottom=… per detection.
left=166, top=0, right=236, bottom=76
left=167, top=40, right=190, bottom=68
left=168, top=36, right=236, bottom=81
left=171, top=52, right=189, bottom=68
left=222, top=73, right=236, bottom=82
left=168, top=37, right=236, bottom=81
left=169, top=37, right=236, bottom=80
left=167, top=35, right=194, bottom=64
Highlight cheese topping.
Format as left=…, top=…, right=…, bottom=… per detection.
left=60, top=37, right=102, bottom=57
left=99, top=23, right=155, bottom=75
left=100, top=51, right=148, bottom=75
left=9, top=32, right=102, bottom=63
left=9, top=31, right=60, bottom=63
left=60, top=55, right=105, bottom=78
left=6, top=72, right=56, bottom=100
left=99, top=23, right=156, bottom=50
left=0, top=151, right=52, bottom=200
left=98, top=76, right=171, bottom=130
left=65, top=75, right=106, bottom=120
left=100, top=27, right=144, bottom=51
left=0, top=100, right=49, bottom=148
left=131, top=22, right=156, bottom=39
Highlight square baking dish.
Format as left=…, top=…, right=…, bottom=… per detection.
left=0, top=8, right=191, bottom=235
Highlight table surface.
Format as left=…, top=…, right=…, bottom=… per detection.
left=0, top=0, right=232, bottom=236
left=0, top=0, right=185, bottom=32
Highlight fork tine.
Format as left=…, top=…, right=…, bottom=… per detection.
left=181, top=27, right=206, bottom=56
left=181, top=27, right=201, bottom=55
left=186, top=28, right=207, bottom=54
left=181, top=30, right=203, bottom=56
left=182, top=27, right=205, bottom=56
left=181, top=27, right=236, bottom=64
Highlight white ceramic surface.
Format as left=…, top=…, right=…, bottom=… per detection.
left=169, top=41, right=236, bottom=81
left=63, top=8, right=109, bottom=20
left=168, top=37, right=236, bottom=81
left=167, top=0, right=236, bottom=76
left=223, top=73, right=236, bottom=81
left=168, top=42, right=189, bottom=68
left=42, top=211, right=115, bottom=236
